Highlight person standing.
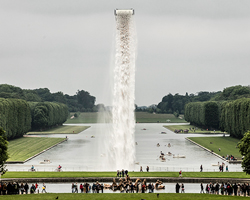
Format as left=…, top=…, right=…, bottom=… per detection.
left=146, top=166, right=149, bottom=172
left=181, top=183, right=185, bottom=193
left=30, top=184, right=36, bottom=194
left=151, top=183, right=154, bottom=193
left=80, top=183, right=83, bottom=193
left=35, top=183, right=38, bottom=193
left=200, top=183, right=204, bottom=193
left=140, top=166, right=143, bottom=172
left=20, top=182, right=25, bottom=194
left=200, top=165, right=203, bottom=172
left=24, top=183, right=29, bottom=194
left=42, top=183, right=46, bottom=193
left=71, top=183, right=75, bottom=193
left=175, top=183, right=180, bottom=193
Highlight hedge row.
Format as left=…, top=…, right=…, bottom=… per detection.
left=184, top=101, right=220, bottom=129
left=0, top=98, right=31, bottom=139
left=0, top=98, right=68, bottom=140
left=220, top=98, right=250, bottom=138
left=29, top=102, right=68, bottom=130
left=185, top=98, right=250, bottom=138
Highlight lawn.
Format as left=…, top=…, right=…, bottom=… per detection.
left=2, top=171, right=250, bottom=179
left=0, top=193, right=247, bottom=200
left=188, top=137, right=241, bottom=160
left=7, top=137, right=66, bottom=162
left=164, top=124, right=225, bottom=134
left=26, top=125, right=90, bottom=135
left=135, top=112, right=186, bottom=123
left=65, top=112, right=187, bottom=123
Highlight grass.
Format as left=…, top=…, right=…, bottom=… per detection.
left=65, top=112, right=187, bottom=124
left=2, top=171, right=250, bottom=179
left=7, top=137, right=66, bottom=161
left=188, top=137, right=241, bottom=160
left=135, top=112, right=186, bottom=123
left=65, top=112, right=100, bottom=123
left=26, top=125, right=90, bottom=135
left=0, top=193, right=248, bottom=200
left=164, top=124, right=225, bottom=134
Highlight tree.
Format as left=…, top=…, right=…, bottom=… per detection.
left=76, top=90, right=96, bottom=111
left=238, top=131, right=250, bottom=174
left=0, top=127, right=8, bottom=175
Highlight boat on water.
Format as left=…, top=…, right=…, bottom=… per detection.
left=173, top=154, right=186, bottom=158
left=40, top=159, right=51, bottom=164
left=211, top=162, right=225, bottom=166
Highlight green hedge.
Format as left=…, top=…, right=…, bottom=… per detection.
left=184, top=101, right=220, bottom=129
left=220, top=98, right=250, bottom=138
left=0, top=98, right=68, bottom=139
left=185, top=98, right=250, bottom=138
left=30, top=102, right=68, bottom=130
left=0, top=98, right=31, bottom=139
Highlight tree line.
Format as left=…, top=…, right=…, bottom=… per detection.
left=0, top=84, right=96, bottom=112
left=0, top=98, right=68, bottom=140
left=184, top=85, right=250, bottom=138
left=154, top=85, right=250, bottom=115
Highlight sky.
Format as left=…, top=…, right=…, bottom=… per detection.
left=1, top=0, right=250, bottom=106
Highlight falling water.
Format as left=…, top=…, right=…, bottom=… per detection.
left=107, top=9, right=137, bottom=170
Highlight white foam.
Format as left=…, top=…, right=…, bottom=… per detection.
left=108, top=10, right=137, bottom=170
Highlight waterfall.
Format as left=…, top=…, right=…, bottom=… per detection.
left=109, top=9, right=136, bottom=170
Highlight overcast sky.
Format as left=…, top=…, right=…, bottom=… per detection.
left=1, top=0, right=250, bottom=106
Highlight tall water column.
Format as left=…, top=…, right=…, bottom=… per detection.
left=110, top=9, right=136, bottom=170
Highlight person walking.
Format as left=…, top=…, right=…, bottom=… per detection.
left=75, top=183, right=78, bottom=193
left=200, top=183, right=204, bottom=193
left=179, top=170, right=182, bottom=177
left=200, top=165, right=203, bottom=172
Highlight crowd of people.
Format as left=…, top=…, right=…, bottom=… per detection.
left=1, top=180, right=250, bottom=196
left=71, top=177, right=164, bottom=193
left=116, top=169, right=129, bottom=177
left=0, top=182, right=46, bottom=195
left=200, top=182, right=250, bottom=196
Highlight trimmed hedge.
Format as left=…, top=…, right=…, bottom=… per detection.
left=30, top=102, right=68, bottom=130
left=184, top=101, right=219, bottom=129
left=0, top=98, right=69, bottom=139
left=220, top=98, right=250, bottom=138
left=185, top=98, right=250, bottom=138
left=0, top=98, right=31, bottom=139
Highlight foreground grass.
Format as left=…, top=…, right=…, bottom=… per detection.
left=188, top=137, right=241, bottom=160
left=0, top=193, right=248, bottom=200
left=65, top=112, right=187, bottom=123
left=26, top=125, right=90, bottom=135
left=7, top=137, right=66, bottom=161
left=165, top=124, right=225, bottom=134
left=2, top=172, right=249, bottom=179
